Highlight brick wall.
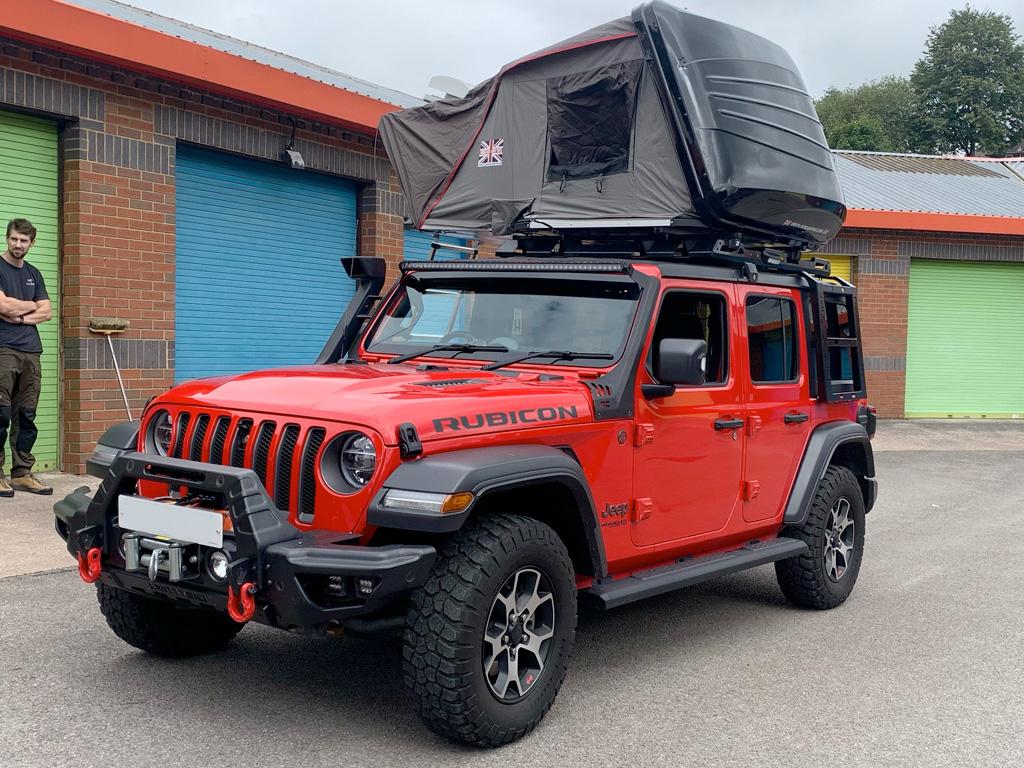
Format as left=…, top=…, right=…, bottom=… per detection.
left=831, top=227, right=1024, bottom=417
left=0, top=36, right=408, bottom=473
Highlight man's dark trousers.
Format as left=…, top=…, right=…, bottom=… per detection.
left=0, top=348, right=41, bottom=476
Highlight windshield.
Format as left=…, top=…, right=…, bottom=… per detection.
left=365, top=277, right=640, bottom=366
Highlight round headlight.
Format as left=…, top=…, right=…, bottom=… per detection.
left=339, top=433, right=376, bottom=487
left=149, top=410, right=172, bottom=456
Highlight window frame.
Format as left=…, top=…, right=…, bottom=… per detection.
left=745, top=293, right=801, bottom=386
left=645, top=287, right=731, bottom=389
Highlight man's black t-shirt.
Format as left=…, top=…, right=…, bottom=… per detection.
left=0, top=259, right=48, bottom=353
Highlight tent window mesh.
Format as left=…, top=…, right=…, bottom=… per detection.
left=546, top=60, right=643, bottom=182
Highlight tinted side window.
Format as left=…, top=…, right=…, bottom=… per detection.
left=651, top=291, right=728, bottom=385
left=747, top=297, right=798, bottom=383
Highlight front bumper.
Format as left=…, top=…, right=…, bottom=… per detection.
left=55, top=452, right=435, bottom=633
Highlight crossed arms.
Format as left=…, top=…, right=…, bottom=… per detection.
left=0, top=292, right=51, bottom=325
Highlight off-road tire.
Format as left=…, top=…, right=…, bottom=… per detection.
left=403, top=515, right=577, bottom=747
left=97, top=582, right=244, bottom=657
left=776, top=465, right=866, bottom=610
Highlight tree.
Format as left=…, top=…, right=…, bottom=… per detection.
left=816, top=77, right=921, bottom=153
left=911, top=6, right=1024, bottom=156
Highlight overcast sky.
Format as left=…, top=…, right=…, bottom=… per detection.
left=110, top=0, right=1024, bottom=100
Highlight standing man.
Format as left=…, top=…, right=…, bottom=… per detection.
left=0, top=218, right=53, bottom=496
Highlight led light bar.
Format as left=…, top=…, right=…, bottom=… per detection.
left=399, top=260, right=629, bottom=273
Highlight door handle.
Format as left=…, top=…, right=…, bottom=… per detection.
left=784, top=411, right=809, bottom=424
left=714, top=417, right=744, bottom=431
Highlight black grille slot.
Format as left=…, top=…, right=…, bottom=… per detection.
left=298, top=427, right=326, bottom=523
left=274, top=424, right=301, bottom=512
left=209, top=417, right=230, bottom=464
left=171, top=412, right=191, bottom=458
left=230, top=419, right=253, bottom=467
left=189, top=414, right=210, bottom=461
left=252, top=421, right=276, bottom=485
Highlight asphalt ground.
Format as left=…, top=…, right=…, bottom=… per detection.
left=1, top=422, right=1023, bottom=767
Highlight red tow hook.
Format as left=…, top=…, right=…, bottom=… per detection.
left=227, top=582, right=257, bottom=623
left=77, top=547, right=102, bottom=583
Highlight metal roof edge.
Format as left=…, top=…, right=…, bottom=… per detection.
left=845, top=208, right=1024, bottom=236
left=1, top=0, right=404, bottom=133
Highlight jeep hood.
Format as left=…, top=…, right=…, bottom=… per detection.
left=157, top=363, right=595, bottom=444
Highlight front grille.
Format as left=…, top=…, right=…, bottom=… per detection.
left=171, top=412, right=191, bottom=458
left=252, top=421, right=276, bottom=485
left=275, top=425, right=300, bottom=511
left=189, top=414, right=210, bottom=461
left=209, top=417, right=230, bottom=464
left=230, top=419, right=253, bottom=467
left=163, top=411, right=329, bottom=520
left=298, top=427, right=326, bottom=523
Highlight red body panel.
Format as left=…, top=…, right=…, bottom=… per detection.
left=139, top=264, right=866, bottom=581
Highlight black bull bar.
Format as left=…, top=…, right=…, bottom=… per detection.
left=54, top=452, right=435, bottom=631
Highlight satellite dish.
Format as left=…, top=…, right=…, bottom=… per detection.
left=427, top=75, right=470, bottom=99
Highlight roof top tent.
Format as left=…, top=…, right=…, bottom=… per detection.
left=379, top=1, right=846, bottom=253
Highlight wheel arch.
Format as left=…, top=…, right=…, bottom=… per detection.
left=783, top=421, right=876, bottom=527
left=367, top=444, right=607, bottom=578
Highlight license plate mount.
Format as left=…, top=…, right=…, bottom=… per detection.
left=118, top=495, right=224, bottom=548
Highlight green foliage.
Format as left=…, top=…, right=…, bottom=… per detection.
left=816, top=77, right=919, bottom=152
left=911, top=7, right=1024, bottom=155
left=817, top=6, right=1024, bottom=157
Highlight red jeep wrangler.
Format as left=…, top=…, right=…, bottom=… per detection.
left=55, top=2, right=877, bottom=748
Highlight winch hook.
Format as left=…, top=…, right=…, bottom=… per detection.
left=227, top=582, right=257, bottom=623
left=77, top=547, right=102, bottom=583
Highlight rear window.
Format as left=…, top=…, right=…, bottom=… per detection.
left=546, top=60, right=643, bottom=182
left=747, top=296, right=798, bottom=383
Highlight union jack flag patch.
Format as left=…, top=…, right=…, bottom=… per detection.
left=478, top=138, right=504, bottom=167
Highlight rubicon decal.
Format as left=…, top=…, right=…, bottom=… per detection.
left=433, top=405, right=578, bottom=433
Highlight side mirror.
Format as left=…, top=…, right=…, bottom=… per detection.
left=656, top=338, right=707, bottom=386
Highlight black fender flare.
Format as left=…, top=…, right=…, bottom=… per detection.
left=86, top=420, right=141, bottom=479
left=783, top=421, right=877, bottom=527
left=368, top=444, right=606, bottom=576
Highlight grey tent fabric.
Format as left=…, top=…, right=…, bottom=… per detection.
left=379, top=2, right=846, bottom=246
left=377, top=17, right=642, bottom=229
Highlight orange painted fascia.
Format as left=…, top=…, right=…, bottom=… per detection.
left=845, top=208, right=1024, bottom=236
left=1, top=0, right=401, bottom=134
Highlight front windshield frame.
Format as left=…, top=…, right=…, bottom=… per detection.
left=361, top=273, right=643, bottom=368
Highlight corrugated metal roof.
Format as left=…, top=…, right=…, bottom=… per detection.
left=66, top=0, right=423, bottom=108
left=834, top=150, right=1024, bottom=218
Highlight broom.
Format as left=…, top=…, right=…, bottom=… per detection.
left=88, top=318, right=132, bottom=421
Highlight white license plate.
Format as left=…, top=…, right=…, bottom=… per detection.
left=118, top=495, right=224, bottom=548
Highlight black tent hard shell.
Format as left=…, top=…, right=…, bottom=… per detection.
left=378, top=1, right=846, bottom=248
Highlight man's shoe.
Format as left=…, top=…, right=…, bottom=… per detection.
left=10, top=474, right=53, bottom=495
left=0, top=477, right=13, bottom=497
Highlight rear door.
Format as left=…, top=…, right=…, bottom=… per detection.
left=737, top=286, right=811, bottom=523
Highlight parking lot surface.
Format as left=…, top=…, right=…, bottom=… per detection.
left=1, top=423, right=1022, bottom=767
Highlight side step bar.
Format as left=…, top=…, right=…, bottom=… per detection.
left=585, top=537, right=808, bottom=610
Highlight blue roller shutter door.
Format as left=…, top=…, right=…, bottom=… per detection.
left=175, top=146, right=357, bottom=382
left=403, top=229, right=469, bottom=261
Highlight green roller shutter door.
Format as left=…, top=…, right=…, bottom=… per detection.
left=905, top=260, right=1024, bottom=418
left=0, top=111, right=59, bottom=470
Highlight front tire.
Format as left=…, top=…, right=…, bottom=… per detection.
left=403, top=515, right=577, bottom=747
left=97, top=582, right=244, bottom=657
left=775, top=465, right=866, bottom=610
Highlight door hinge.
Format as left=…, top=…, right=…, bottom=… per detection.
left=634, top=423, right=655, bottom=447
left=743, top=480, right=760, bottom=501
left=632, top=497, right=653, bottom=522
left=747, top=415, right=762, bottom=437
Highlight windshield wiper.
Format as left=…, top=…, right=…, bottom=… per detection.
left=386, top=343, right=509, bottom=366
left=481, top=350, right=614, bottom=371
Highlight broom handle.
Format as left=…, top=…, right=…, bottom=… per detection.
left=106, top=334, right=133, bottom=421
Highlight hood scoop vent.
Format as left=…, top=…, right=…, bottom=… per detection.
left=414, top=378, right=490, bottom=388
